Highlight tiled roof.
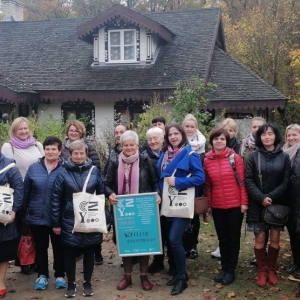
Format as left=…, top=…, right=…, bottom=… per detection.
left=0, top=7, right=286, bottom=105
left=208, top=48, right=286, bottom=108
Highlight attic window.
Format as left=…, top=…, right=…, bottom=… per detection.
left=108, top=29, right=137, bottom=62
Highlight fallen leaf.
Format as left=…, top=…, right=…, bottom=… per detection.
left=118, top=295, right=127, bottom=299
left=282, top=296, right=290, bottom=300
left=204, top=289, right=211, bottom=292
left=204, top=293, right=211, bottom=299
left=215, top=284, right=224, bottom=289
left=136, top=293, right=143, bottom=298
left=227, top=291, right=236, bottom=298
left=269, top=287, right=280, bottom=292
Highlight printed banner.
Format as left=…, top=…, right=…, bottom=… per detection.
left=114, top=192, right=162, bottom=256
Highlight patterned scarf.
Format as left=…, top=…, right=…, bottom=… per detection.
left=240, top=133, right=256, bottom=157
left=161, top=145, right=184, bottom=171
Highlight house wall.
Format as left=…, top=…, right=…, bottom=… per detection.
left=37, top=101, right=114, bottom=138
left=1, top=0, right=23, bottom=21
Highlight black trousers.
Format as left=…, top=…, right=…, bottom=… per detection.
left=287, top=216, right=300, bottom=266
left=64, top=245, right=95, bottom=283
left=212, top=207, right=243, bottom=274
left=30, top=225, right=65, bottom=278
left=183, top=215, right=200, bottom=251
left=152, top=216, right=167, bottom=265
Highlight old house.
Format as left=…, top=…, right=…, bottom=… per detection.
left=0, top=4, right=286, bottom=136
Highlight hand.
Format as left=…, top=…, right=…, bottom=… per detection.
left=109, top=193, right=118, bottom=205
left=241, top=205, right=248, bottom=213
left=53, top=227, right=61, bottom=235
left=166, top=177, right=175, bottom=187
left=262, top=197, right=272, bottom=207
left=156, top=195, right=161, bottom=204
left=206, top=207, right=212, bottom=217
left=6, top=211, right=16, bottom=225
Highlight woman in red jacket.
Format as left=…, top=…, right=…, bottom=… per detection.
left=204, top=128, right=248, bottom=285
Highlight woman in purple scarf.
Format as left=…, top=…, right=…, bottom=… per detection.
left=104, top=130, right=161, bottom=291
left=1, top=117, right=44, bottom=275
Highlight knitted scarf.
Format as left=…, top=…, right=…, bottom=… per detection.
left=282, top=142, right=300, bottom=166
left=118, top=150, right=139, bottom=195
left=10, top=136, right=36, bottom=149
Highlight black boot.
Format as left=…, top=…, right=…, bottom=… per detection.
left=170, top=279, right=187, bottom=295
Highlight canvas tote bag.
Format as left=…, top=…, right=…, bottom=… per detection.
left=72, top=166, right=107, bottom=234
left=0, top=163, right=16, bottom=225
left=161, top=169, right=195, bottom=219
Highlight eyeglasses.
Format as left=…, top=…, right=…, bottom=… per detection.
left=68, top=130, right=80, bottom=133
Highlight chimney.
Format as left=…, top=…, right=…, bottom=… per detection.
left=1, top=0, right=24, bottom=21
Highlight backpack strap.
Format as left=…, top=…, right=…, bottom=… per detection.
left=228, top=153, right=243, bottom=186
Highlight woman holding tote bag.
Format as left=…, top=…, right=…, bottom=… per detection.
left=157, top=124, right=204, bottom=296
left=52, top=140, right=105, bottom=298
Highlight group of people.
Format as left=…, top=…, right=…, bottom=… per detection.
left=0, top=114, right=300, bottom=298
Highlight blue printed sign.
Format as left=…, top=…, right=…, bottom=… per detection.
left=114, top=192, right=162, bottom=256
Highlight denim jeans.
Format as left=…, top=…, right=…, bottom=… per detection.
left=166, top=217, right=190, bottom=279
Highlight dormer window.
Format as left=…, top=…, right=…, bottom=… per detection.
left=109, top=29, right=136, bottom=62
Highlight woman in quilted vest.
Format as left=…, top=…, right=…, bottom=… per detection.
left=245, top=123, right=291, bottom=287
left=204, top=128, right=248, bottom=286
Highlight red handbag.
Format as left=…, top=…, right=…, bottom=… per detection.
left=17, top=227, right=36, bottom=265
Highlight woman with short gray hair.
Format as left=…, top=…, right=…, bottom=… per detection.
left=105, top=130, right=161, bottom=291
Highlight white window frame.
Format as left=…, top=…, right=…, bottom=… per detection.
left=108, top=29, right=136, bottom=63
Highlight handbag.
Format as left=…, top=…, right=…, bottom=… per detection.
left=257, top=152, right=290, bottom=226
left=0, top=163, right=16, bottom=225
left=17, top=226, right=36, bottom=265
left=194, top=197, right=208, bottom=215
left=72, top=166, right=107, bottom=234
left=161, top=169, right=195, bottom=218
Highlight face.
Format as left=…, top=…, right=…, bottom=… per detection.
left=286, top=129, right=300, bottom=146
left=122, top=140, right=138, bottom=157
left=212, top=134, right=227, bottom=152
left=168, top=127, right=183, bottom=150
left=15, top=121, right=30, bottom=141
left=70, top=148, right=87, bottom=163
left=68, top=125, right=82, bottom=142
left=223, top=125, right=236, bottom=139
left=147, top=134, right=164, bottom=152
left=44, top=144, right=61, bottom=162
left=251, top=120, right=265, bottom=137
left=183, top=120, right=197, bottom=136
left=261, top=127, right=276, bottom=148
left=115, top=125, right=126, bottom=145
left=153, top=122, right=165, bottom=132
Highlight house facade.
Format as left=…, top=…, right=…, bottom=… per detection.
left=0, top=4, right=286, bottom=137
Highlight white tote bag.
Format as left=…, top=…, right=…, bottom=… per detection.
left=0, top=163, right=16, bottom=225
left=161, top=169, right=195, bottom=219
left=72, top=166, right=107, bottom=234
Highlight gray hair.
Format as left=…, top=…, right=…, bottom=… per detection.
left=251, top=117, right=266, bottom=124
left=146, top=127, right=164, bottom=139
left=120, top=130, right=139, bottom=145
left=69, top=140, right=88, bottom=154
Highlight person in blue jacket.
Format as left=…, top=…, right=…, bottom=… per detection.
left=0, top=152, right=23, bottom=298
left=157, top=123, right=205, bottom=296
left=23, top=136, right=66, bottom=291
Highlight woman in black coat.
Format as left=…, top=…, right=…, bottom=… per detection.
left=52, top=140, right=105, bottom=298
left=245, top=123, right=291, bottom=287
left=105, top=130, right=161, bottom=292
left=0, top=153, right=23, bottom=297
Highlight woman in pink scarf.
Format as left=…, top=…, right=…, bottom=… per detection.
left=104, top=130, right=161, bottom=291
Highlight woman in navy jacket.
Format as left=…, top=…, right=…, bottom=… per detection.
left=23, top=136, right=65, bottom=291
left=157, top=124, right=204, bottom=296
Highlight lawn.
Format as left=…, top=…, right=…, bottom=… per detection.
left=186, top=218, right=299, bottom=300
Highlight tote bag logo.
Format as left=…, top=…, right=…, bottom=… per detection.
left=79, top=201, right=88, bottom=212
left=79, top=201, right=99, bottom=223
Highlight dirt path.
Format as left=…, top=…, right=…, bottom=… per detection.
left=4, top=235, right=210, bottom=300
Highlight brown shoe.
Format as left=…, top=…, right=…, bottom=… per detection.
left=140, top=275, right=153, bottom=291
left=117, top=275, right=132, bottom=290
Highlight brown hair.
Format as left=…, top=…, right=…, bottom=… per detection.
left=209, top=128, right=230, bottom=147
left=65, top=120, right=86, bottom=138
left=163, top=124, right=188, bottom=151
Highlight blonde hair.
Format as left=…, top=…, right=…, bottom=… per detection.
left=251, top=117, right=266, bottom=124
left=65, top=120, right=86, bottom=138
left=285, top=124, right=300, bottom=142
left=222, top=118, right=238, bottom=133
left=9, top=117, right=32, bottom=138
left=182, top=114, right=198, bottom=127
left=69, top=140, right=88, bottom=155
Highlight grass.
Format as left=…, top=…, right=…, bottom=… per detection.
left=185, top=218, right=299, bottom=300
